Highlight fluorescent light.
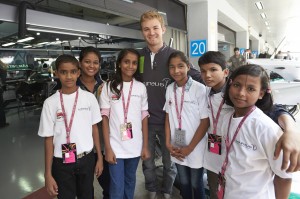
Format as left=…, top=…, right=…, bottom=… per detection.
left=158, top=11, right=167, bottom=15
left=122, top=0, right=134, bottom=3
left=255, top=1, right=264, bottom=10
left=265, top=21, right=269, bottom=26
left=260, top=13, right=267, bottom=19
left=35, top=42, right=49, bottom=45
left=23, top=45, right=32, bottom=48
left=2, top=42, right=15, bottom=47
left=27, top=27, right=89, bottom=38
left=17, top=37, right=35, bottom=43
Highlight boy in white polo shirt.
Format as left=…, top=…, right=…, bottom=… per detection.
left=38, top=54, right=103, bottom=199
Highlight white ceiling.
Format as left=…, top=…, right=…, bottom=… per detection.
left=181, top=0, right=300, bottom=52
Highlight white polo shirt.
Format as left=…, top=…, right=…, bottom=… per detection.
left=203, top=87, right=233, bottom=173
left=100, top=79, right=148, bottom=158
left=164, top=78, right=208, bottom=168
left=220, top=108, right=292, bottom=199
left=38, top=88, right=102, bottom=158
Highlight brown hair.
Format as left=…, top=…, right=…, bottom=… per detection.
left=140, top=10, right=165, bottom=29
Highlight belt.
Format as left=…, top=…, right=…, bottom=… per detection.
left=77, top=149, right=93, bottom=159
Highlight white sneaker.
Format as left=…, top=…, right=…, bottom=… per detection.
left=163, top=193, right=172, bottom=199
left=148, top=191, right=157, bottom=199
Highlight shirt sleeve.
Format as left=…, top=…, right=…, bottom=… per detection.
left=100, top=82, right=111, bottom=109
left=90, top=93, right=102, bottom=124
left=267, top=104, right=295, bottom=124
left=38, top=100, right=55, bottom=137
left=260, top=122, right=292, bottom=179
left=197, top=84, right=209, bottom=119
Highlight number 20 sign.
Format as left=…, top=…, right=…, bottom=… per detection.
left=190, top=40, right=206, bottom=57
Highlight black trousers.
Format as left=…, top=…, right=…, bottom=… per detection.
left=52, top=151, right=95, bottom=199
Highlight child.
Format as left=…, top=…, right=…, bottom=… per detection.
left=77, top=46, right=110, bottom=199
left=38, top=54, right=103, bottom=198
left=219, top=64, right=292, bottom=199
left=198, top=51, right=231, bottom=199
left=100, top=48, right=150, bottom=199
left=164, top=51, right=209, bottom=199
left=199, top=51, right=298, bottom=199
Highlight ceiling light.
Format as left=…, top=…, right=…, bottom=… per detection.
left=158, top=11, right=167, bottom=16
left=121, top=0, right=134, bottom=3
left=23, top=45, right=32, bottom=48
left=36, top=42, right=49, bottom=45
left=265, top=21, right=269, bottom=26
left=2, top=42, right=15, bottom=47
left=56, top=38, right=59, bottom=41
left=17, top=37, right=35, bottom=43
left=260, top=13, right=267, bottom=19
left=255, top=1, right=264, bottom=10
left=36, top=32, right=40, bottom=35
left=27, top=27, right=89, bottom=38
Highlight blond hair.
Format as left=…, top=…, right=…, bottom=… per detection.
left=140, top=10, right=165, bottom=29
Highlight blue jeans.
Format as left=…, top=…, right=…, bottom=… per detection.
left=142, top=125, right=177, bottom=194
left=109, top=157, right=140, bottom=199
left=176, top=164, right=205, bottom=199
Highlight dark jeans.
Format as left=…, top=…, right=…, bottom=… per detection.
left=52, top=151, right=95, bottom=199
left=96, top=153, right=110, bottom=199
left=176, top=164, right=205, bottom=199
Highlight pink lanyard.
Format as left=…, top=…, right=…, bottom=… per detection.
left=60, top=88, right=79, bottom=144
left=220, top=106, right=256, bottom=176
left=174, top=83, right=185, bottom=130
left=121, top=80, right=133, bottom=123
left=209, top=96, right=224, bottom=134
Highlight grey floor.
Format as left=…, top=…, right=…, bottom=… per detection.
left=0, top=103, right=181, bottom=199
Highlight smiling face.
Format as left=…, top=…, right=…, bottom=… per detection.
left=169, top=56, right=190, bottom=87
left=79, top=52, right=100, bottom=78
left=141, top=18, right=165, bottom=49
left=57, top=62, right=80, bottom=94
left=200, top=63, right=228, bottom=91
left=120, top=52, right=138, bottom=82
left=229, top=74, right=264, bottom=116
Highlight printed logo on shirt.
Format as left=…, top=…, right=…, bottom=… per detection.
left=111, top=94, right=119, bottom=101
left=184, top=100, right=197, bottom=105
left=235, top=139, right=257, bottom=151
left=144, top=78, right=171, bottom=89
left=56, top=109, right=64, bottom=122
left=78, top=107, right=90, bottom=111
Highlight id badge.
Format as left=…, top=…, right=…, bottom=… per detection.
left=174, top=128, right=186, bottom=147
left=217, top=172, right=226, bottom=199
left=62, top=143, right=77, bottom=164
left=120, top=122, right=133, bottom=141
left=208, top=133, right=222, bottom=155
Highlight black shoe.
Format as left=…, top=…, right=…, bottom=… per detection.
left=0, top=123, right=9, bottom=128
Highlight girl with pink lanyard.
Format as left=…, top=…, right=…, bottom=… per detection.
left=218, top=64, right=292, bottom=199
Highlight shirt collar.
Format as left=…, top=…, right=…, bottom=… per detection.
left=209, top=84, right=226, bottom=96
left=175, top=76, right=193, bottom=91
left=146, top=43, right=167, bottom=54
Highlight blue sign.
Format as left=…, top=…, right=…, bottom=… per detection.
left=239, top=48, right=245, bottom=55
left=190, top=40, right=206, bottom=57
left=252, top=50, right=258, bottom=57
